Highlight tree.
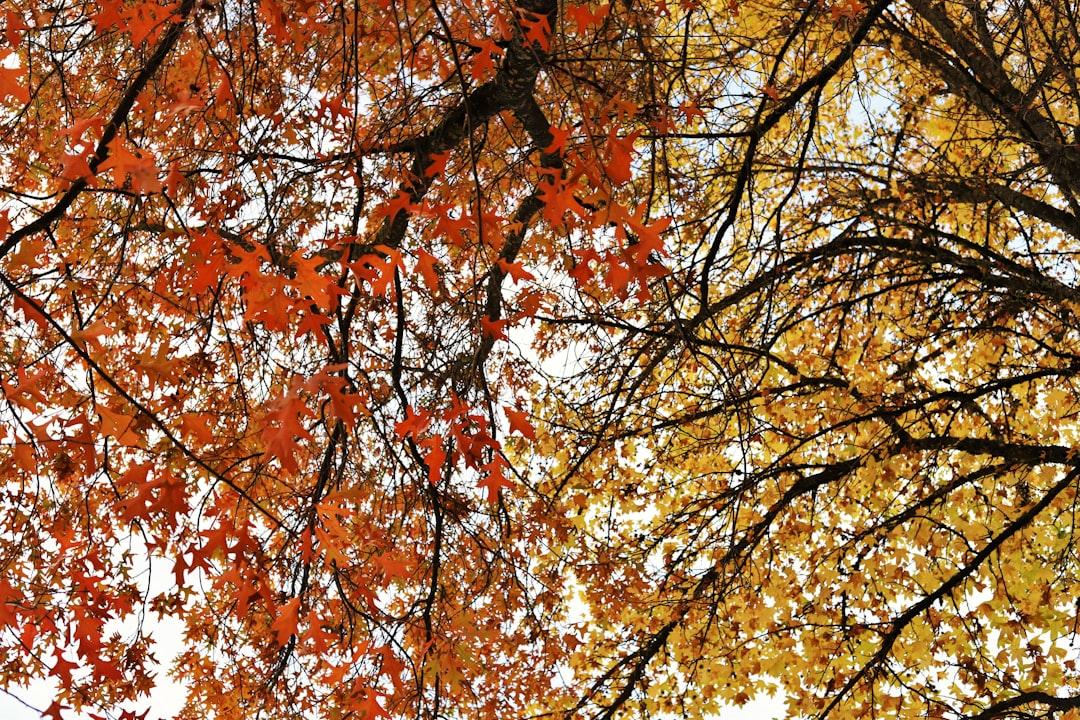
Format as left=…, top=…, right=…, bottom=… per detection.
left=1, top=0, right=1079, bottom=718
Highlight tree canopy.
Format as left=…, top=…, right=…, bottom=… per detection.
left=2, top=0, right=1080, bottom=719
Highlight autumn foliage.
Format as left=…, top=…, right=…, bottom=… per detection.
left=2, top=0, right=1080, bottom=719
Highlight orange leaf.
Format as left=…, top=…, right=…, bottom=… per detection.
left=70, top=320, right=110, bottom=348
left=496, top=258, right=536, bottom=284
left=4, top=11, right=28, bottom=47
left=98, top=141, right=162, bottom=193
left=415, top=250, right=441, bottom=295
left=272, top=597, right=300, bottom=645
left=98, top=405, right=141, bottom=446
left=0, top=60, right=28, bottom=104
left=605, top=129, right=640, bottom=185
left=13, top=294, right=50, bottom=334
left=419, top=434, right=447, bottom=484
left=544, top=124, right=571, bottom=154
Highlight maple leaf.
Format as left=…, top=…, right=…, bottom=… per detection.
left=679, top=100, right=706, bottom=123
left=70, top=320, right=110, bottom=349
left=296, top=309, right=332, bottom=338
left=374, top=552, right=411, bottom=582
left=259, top=0, right=290, bottom=42
left=302, top=618, right=338, bottom=653
left=49, top=648, right=78, bottom=685
left=350, top=245, right=404, bottom=297
left=374, top=190, right=416, bottom=221
left=376, top=646, right=406, bottom=693
left=514, top=289, right=543, bottom=319
left=319, top=94, right=351, bottom=121
left=288, top=250, right=335, bottom=307
left=58, top=115, right=105, bottom=146
left=125, top=2, right=173, bottom=46
left=544, top=124, right=571, bottom=154
left=354, top=687, right=389, bottom=720
left=433, top=207, right=469, bottom=247
left=831, top=0, right=866, bottom=20
left=59, top=151, right=94, bottom=186
left=91, top=0, right=124, bottom=31
left=260, top=389, right=314, bottom=473
left=165, top=162, right=184, bottom=196
left=569, top=246, right=602, bottom=286
left=538, top=176, right=585, bottom=227
left=5, top=236, right=46, bottom=272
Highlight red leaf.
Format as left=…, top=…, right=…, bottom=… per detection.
left=477, top=457, right=514, bottom=502
left=92, top=0, right=124, bottom=31
left=165, top=162, right=184, bottom=196
left=424, top=151, right=450, bottom=178
left=504, top=407, right=536, bottom=440
left=480, top=315, right=509, bottom=340
left=470, top=38, right=503, bottom=81
left=350, top=245, right=404, bottom=297
left=296, top=309, right=332, bottom=338
left=49, top=648, right=78, bottom=685
left=44, top=701, right=67, bottom=720
left=544, top=124, right=571, bottom=154
left=432, top=206, right=469, bottom=247
left=518, top=11, right=552, bottom=51
left=394, top=406, right=430, bottom=439
left=374, top=190, right=415, bottom=221
left=0, top=578, right=20, bottom=628
left=354, top=687, right=389, bottom=720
